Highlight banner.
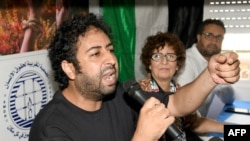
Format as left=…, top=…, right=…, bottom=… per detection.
left=102, top=0, right=169, bottom=81
left=0, top=50, right=57, bottom=141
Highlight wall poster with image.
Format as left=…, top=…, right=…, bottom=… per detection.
left=0, top=0, right=88, bottom=55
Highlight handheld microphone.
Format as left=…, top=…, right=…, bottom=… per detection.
left=123, top=80, right=185, bottom=141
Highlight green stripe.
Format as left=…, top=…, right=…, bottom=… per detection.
left=102, top=0, right=136, bottom=82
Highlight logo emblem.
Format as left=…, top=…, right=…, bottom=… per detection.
left=2, top=61, right=53, bottom=139
left=9, top=71, right=48, bottom=129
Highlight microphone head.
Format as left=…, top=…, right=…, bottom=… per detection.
left=209, top=137, right=223, bottom=141
left=123, top=80, right=140, bottom=96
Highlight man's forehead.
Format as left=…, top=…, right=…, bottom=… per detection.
left=85, top=26, right=104, bottom=36
left=78, top=27, right=110, bottom=50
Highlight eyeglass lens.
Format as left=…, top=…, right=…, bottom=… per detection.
left=203, top=32, right=223, bottom=42
left=152, top=53, right=177, bottom=62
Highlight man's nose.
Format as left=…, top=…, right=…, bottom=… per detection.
left=105, top=51, right=117, bottom=65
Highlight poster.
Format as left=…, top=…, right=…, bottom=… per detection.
left=0, top=0, right=88, bottom=55
left=0, top=50, right=58, bottom=141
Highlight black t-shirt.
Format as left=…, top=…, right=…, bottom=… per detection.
left=29, top=82, right=138, bottom=141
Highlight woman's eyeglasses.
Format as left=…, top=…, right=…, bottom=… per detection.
left=151, top=53, right=178, bottom=62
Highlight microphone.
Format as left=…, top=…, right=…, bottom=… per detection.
left=123, top=80, right=185, bottom=141
left=209, top=137, right=223, bottom=141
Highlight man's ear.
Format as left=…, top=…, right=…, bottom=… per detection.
left=61, top=60, right=75, bottom=80
left=197, top=34, right=201, bottom=42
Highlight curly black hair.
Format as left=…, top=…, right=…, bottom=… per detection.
left=48, top=13, right=112, bottom=90
left=140, top=32, right=186, bottom=74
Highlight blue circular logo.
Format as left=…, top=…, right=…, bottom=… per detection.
left=8, top=71, right=48, bottom=130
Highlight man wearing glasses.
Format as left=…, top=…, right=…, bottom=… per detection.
left=175, top=19, right=235, bottom=118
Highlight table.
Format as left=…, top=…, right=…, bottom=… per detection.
left=205, top=100, right=250, bottom=140
left=217, top=100, right=250, bottom=124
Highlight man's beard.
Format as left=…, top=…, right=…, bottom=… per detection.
left=202, top=44, right=221, bottom=58
left=74, top=71, right=116, bottom=101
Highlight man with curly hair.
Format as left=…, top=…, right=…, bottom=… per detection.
left=28, top=13, right=240, bottom=141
